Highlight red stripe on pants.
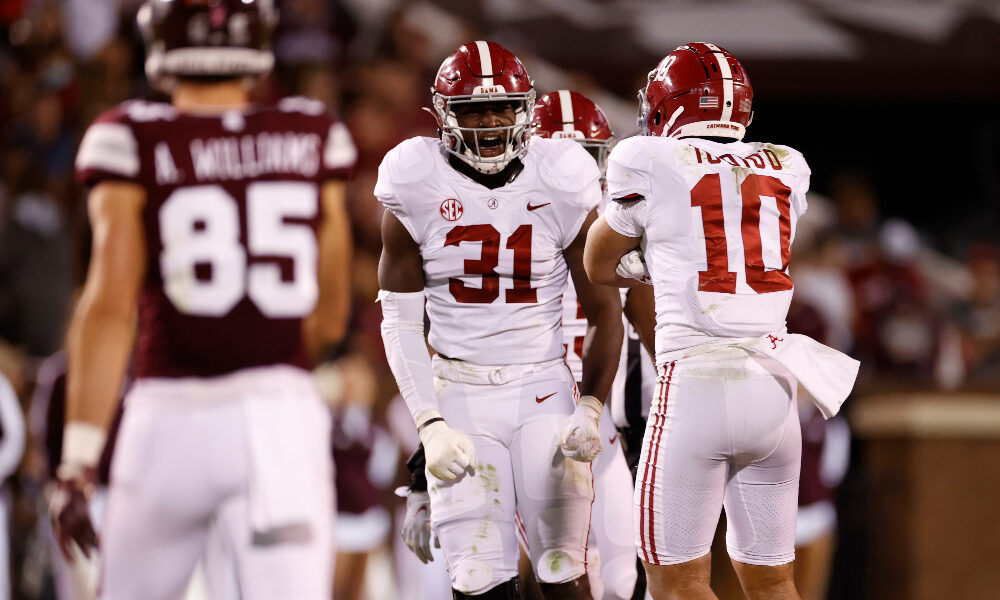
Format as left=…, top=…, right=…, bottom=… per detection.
left=643, top=361, right=675, bottom=564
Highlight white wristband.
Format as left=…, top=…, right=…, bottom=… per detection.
left=577, top=395, right=603, bottom=420
left=61, top=421, right=107, bottom=469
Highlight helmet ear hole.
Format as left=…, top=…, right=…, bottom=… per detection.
left=653, top=110, right=662, bottom=126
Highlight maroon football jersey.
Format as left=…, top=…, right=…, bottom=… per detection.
left=76, top=98, right=356, bottom=378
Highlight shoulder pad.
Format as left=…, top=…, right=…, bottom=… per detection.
left=765, top=143, right=810, bottom=177
left=379, top=137, right=439, bottom=186
left=609, top=136, right=657, bottom=171
left=76, top=105, right=142, bottom=179
left=606, top=136, right=656, bottom=203
left=534, top=138, right=600, bottom=193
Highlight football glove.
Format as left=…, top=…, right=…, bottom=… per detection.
left=417, top=413, right=477, bottom=481
left=401, top=490, right=437, bottom=563
left=616, top=249, right=652, bottom=285
left=558, top=395, right=604, bottom=462
left=49, top=465, right=98, bottom=561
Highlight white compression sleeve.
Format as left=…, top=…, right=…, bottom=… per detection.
left=378, top=290, right=440, bottom=426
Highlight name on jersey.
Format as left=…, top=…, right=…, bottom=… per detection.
left=695, top=147, right=783, bottom=171
left=189, top=132, right=322, bottom=181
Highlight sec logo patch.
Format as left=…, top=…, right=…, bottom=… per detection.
left=440, top=198, right=463, bottom=221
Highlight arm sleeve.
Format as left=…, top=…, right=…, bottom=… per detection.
left=378, top=290, right=439, bottom=425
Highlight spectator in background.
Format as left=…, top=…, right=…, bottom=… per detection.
left=949, top=243, right=1000, bottom=386
left=316, top=353, right=399, bottom=600
left=0, top=140, right=75, bottom=358
left=274, top=0, right=356, bottom=69
left=794, top=194, right=856, bottom=354
left=829, top=171, right=881, bottom=270
left=849, top=219, right=942, bottom=383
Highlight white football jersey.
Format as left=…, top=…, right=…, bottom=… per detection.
left=376, top=136, right=602, bottom=365
left=604, top=136, right=810, bottom=364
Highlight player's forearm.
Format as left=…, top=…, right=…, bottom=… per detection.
left=305, top=257, right=351, bottom=358
left=584, top=248, right=626, bottom=287
left=307, top=192, right=353, bottom=358
left=583, top=216, right=646, bottom=287
left=579, top=308, right=624, bottom=401
left=65, top=301, right=135, bottom=432
left=624, top=285, right=657, bottom=358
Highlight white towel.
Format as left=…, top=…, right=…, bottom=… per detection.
left=243, top=391, right=319, bottom=534
left=748, top=333, right=860, bottom=419
left=659, top=333, right=860, bottom=419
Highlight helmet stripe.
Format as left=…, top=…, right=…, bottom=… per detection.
left=557, top=89, right=575, bottom=133
left=704, top=43, right=733, bottom=123
left=474, top=40, right=494, bottom=87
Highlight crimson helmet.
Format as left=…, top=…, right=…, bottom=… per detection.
left=532, top=90, right=614, bottom=177
left=432, top=41, right=535, bottom=174
left=639, top=42, right=753, bottom=141
left=137, top=0, right=278, bottom=92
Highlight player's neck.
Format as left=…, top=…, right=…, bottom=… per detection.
left=172, top=80, right=251, bottom=114
left=448, top=154, right=524, bottom=190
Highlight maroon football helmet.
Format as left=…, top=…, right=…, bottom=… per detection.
left=432, top=41, right=535, bottom=174
left=639, top=42, right=753, bottom=140
left=137, top=0, right=278, bottom=91
left=532, top=90, right=614, bottom=177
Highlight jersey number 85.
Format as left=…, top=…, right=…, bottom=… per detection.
left=158, top=182, right=319, bottom=318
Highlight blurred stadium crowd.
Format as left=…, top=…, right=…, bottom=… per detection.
left=0, top=1, right=998, bottom=599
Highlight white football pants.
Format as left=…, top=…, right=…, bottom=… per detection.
left=100, top=365, right=334, bottom=600
left=635, top=348, right=801, bottom=567
left=428, top=357, right=594, bottom=595
left=586, top=408, right=638, bottom=599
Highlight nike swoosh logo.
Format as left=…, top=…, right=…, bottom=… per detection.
left=535, top=392, right=556, bottom=403
left=609, top=435, right=618, bottom=445
left=527, top=202, right=550, bottom=211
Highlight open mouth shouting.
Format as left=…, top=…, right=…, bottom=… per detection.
left=476, top=132, right=507, bottom=157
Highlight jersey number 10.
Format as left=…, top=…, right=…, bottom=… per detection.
left=691, top=173, right=793, bottom=294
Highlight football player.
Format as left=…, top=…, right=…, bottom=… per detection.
left=51, top=1, right=356, bottom=598
left=377, top=42, right=624, bottom=599
left=584, top=43, right=859, bottom=600
left=531, top=90, right=640, bottom=600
